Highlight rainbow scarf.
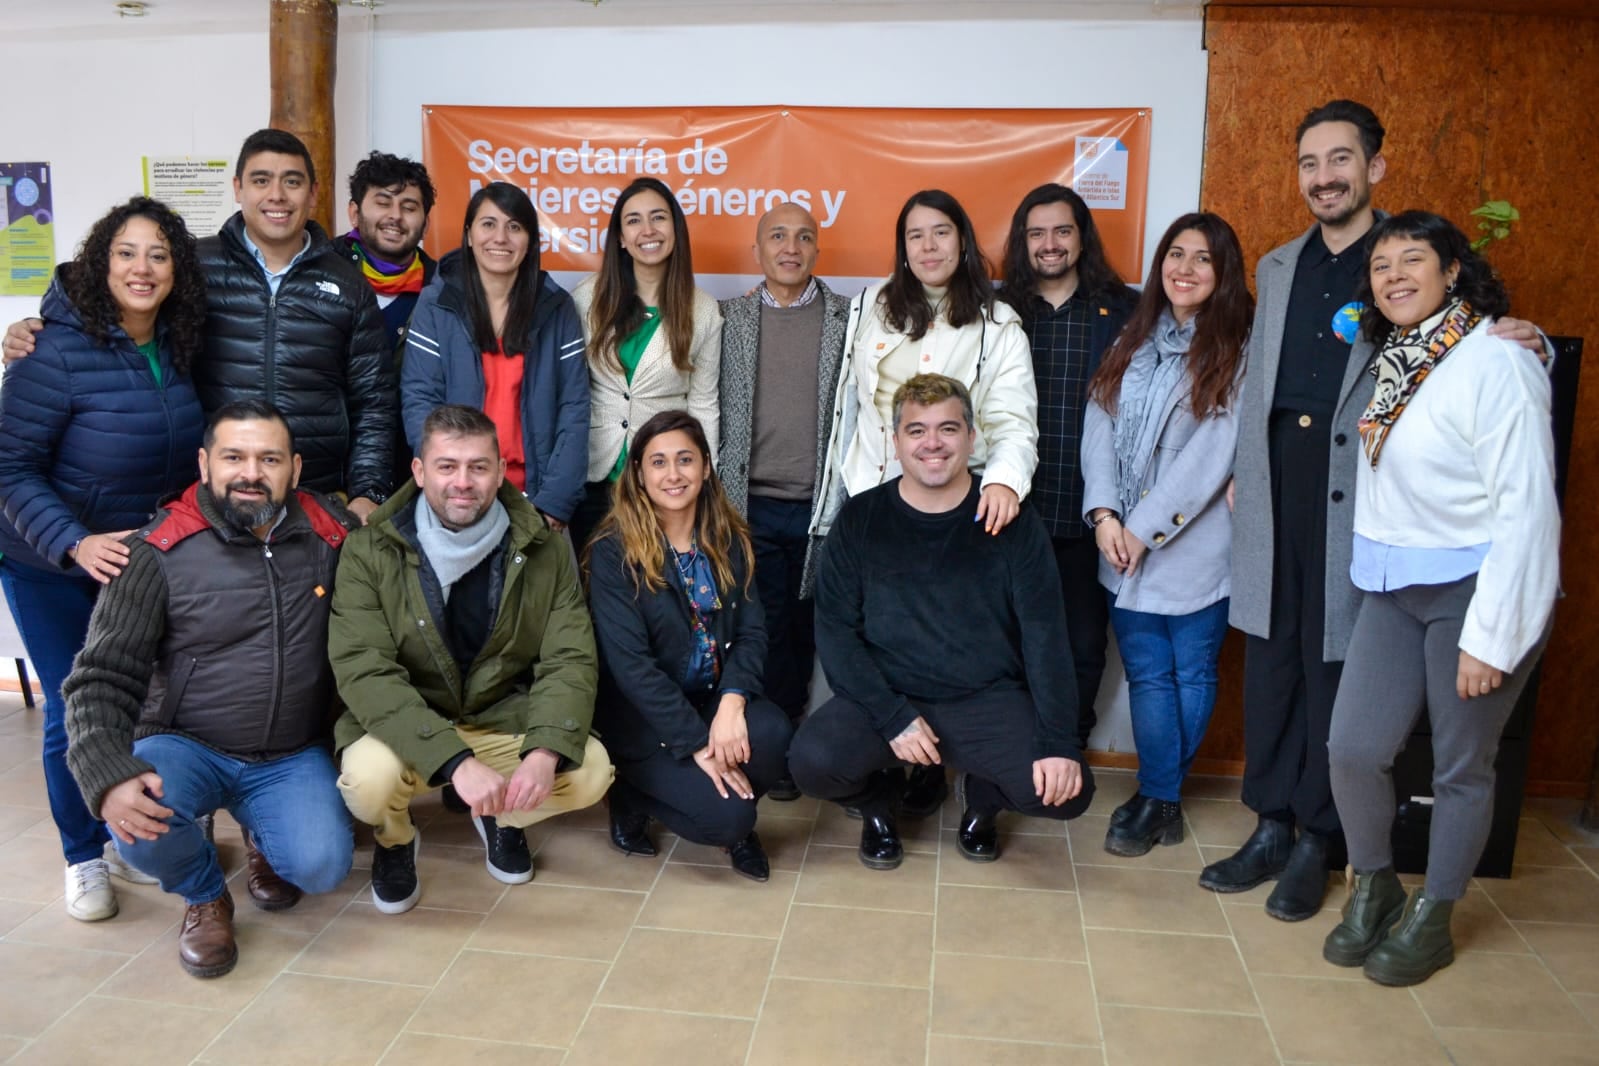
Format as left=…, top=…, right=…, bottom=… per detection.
left=347, top=231, right=424, bottom=297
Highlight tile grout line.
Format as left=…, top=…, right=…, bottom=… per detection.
left=743, top=800, right=821, bottom=1066
left=1063, top=799, right=1111, bottom=1066
left=1213, top=879, right=1290, bottom=1066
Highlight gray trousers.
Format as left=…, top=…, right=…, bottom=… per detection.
left=1327, top=575, right=1546, bottom=900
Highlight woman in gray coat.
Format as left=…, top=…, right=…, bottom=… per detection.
left=1081, top=213, right=1253, bottom=857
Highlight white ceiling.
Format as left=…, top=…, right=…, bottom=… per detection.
left=13, top=0, right=1201, bottom=37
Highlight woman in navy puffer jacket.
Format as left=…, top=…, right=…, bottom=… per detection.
left=0, top=196, right=206, bottom=923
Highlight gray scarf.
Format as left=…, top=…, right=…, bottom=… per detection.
left=414, top=495, right=510, bottom=602
left=1112, top=308, right=1195, bottom=519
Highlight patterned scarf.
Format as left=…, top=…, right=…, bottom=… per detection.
left=347, top=231, right=425, bottom=297
left=1358, top=298, right=1481, bottom=468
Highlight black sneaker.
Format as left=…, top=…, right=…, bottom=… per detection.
left=371, top=832, right=421, bottom=915
left=472, top=815, right=534, bottom=884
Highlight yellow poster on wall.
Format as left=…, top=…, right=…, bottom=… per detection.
left=0, top=163, right=54, bottom=297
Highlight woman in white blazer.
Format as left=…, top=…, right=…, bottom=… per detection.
left=1321, top=211, right=1558, bottom=988
left=570, top=177, right=721, bottom=550
left=1081, top=212, right=1253, bottom=859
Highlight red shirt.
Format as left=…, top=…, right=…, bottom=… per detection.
left=481, top=343, right=526, bottom=491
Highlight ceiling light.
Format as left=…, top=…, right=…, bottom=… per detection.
left=115, top=1, right=149, bottom=15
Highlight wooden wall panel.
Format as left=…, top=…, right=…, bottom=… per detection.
left=1198, top=6, right=1599, bottom=792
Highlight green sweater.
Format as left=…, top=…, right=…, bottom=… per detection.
left=329, top=481, right=599, bottom=780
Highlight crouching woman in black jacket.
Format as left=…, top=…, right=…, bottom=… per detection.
left=583, top=410, right=792, bottom=881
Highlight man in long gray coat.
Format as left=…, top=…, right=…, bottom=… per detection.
left=717, top=203, right=850, bottom=799
left=1206, top=99, right=1548, bottom=922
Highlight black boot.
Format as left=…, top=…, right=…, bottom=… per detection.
left=899, top=764, right=948, bottom=820
left=1362, top=891, right=1455, bottom=986
left=954, top=773, right=1000, bottom=862
left=856, top=778, right=903, bottom=871
left=1265, top=830, right=1331, bottom=922
left=1323, top=867, right=1406, bottom=967
left=1103, top=796, right=1183, bottom=857
left=1198, top=816, right=1292, bottom=893
left=607, top=788, right=656, bottom=858
left=1108, top=791, right=1144, bottom=829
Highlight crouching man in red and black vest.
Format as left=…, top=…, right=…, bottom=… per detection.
left=63, top=401, right=357, bottom=978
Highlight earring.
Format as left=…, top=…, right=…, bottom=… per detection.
left=1447, top=280, right=1457, bottom=295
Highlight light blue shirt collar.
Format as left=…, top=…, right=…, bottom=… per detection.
left=241, top=228, right=312, bottom=296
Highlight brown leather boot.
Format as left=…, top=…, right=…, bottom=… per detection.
left=243, top=829, right=302, bottom=911
left=178, top=888, right=238, bottom=978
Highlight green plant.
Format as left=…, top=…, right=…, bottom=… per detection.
left=1470, top=200, right=1519, bottom=253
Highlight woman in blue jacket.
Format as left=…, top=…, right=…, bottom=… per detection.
left=0, top=196, right=207, bottom=922
left=400, top=181, right=590, bottom=528
left=584, top=410, right=792, bottom=882
left=1080, top=212, right=1253, bottom=858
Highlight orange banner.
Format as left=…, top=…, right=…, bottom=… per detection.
left=422, top=105, right=1151, bottom=283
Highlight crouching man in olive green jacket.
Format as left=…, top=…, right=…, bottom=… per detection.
left=330, top=405, right=613, bottom=914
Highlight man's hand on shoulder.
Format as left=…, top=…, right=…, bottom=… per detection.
left=1487, top=317, right=1549, bottom=361
left=3, top=317, right=42, bottom=364
left=505, top=749, right=559, bottom=811
left=1033, top=756, right=1083, bottom=807
left=450, top=756, right=508, bottom=816
left=345, top=497, right=379, bottom=525
left=101, top=772, right=173, bottom=844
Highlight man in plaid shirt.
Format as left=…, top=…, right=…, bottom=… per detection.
left=997, top=184, right=1137, bottom=749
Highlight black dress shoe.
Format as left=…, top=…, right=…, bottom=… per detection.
left=899, top=764, right=948, bottom=820
left=858, top=808, right=904, bottom=870
left=1266, top=830, right=1331, bottom=922
left=1197, top=816, right=1293, bottom=893
left=1103, top=796, right=1183, bottom=857
left=607, top=793, right=657, bottom=858
left=727, top=832, right=770, bottom=882
left=956, top=808, right=1000, bottom=863
left=766, top=774, right=802, bottom=802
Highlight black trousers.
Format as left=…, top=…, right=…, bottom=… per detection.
left=1052, top=533, right=1107, bottom=748
left=748, top=495, right=816, bottom=722
left=1240, top=411, right=1345, bottom=836
left=611, top=696, right=793, bottom=847
left=568, top=480, right=613, bottom=558
left=788, top=691, right=1095, bottom=821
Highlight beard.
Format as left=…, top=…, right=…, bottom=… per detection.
left=208, top=479, right=287, bottom=532
left=1307, top=180, right=1370, bottom=226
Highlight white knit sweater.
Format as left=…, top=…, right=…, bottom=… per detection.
left=1352, top=320, right=1559, bottom=671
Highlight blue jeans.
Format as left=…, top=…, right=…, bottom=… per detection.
left=1110, top=598, right=1231, bottom=802
left=0, top=558, right=108, bottom=864
left=115, top=734, right=352, bottom=905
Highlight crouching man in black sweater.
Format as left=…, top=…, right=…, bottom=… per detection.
left=789, top=373, right=1094, bottom=868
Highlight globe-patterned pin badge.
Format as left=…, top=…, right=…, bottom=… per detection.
left=1332, top=302, right=1364, bottom=344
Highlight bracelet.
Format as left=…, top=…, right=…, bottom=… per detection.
left=1089, top=511, right=1120, bottom=529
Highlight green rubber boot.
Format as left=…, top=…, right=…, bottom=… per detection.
left=1362, top=890, right=1455, bottom=986
left=1322, top=867, right=1406, bottom=967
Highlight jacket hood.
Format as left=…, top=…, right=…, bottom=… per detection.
left=145, top=482, right=351, bottom=552
left=39, top=267, right=86, bottom=330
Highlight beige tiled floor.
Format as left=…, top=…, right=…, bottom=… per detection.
left=0, top=692, right=1596, bottom=1065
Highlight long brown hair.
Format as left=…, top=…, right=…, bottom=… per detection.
left=1089, top=212, right=1252, bottom=420
left=582, top=410, right=753, bottom=597
left=587, top=177, right=697, bottom=374
left=879, top=189, right=996, bottom=341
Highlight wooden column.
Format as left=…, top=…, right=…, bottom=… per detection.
left=269, top=0, right=338, bottom=233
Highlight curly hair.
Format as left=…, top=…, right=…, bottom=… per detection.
left=61, top=196, right=206, bottom=374
left=582, top=409, right=752, bottom=598
left=1356, top=211, right=1510, bottom=343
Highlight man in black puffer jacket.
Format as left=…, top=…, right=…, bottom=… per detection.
left=2, top=130, right=397, bottom=521
left=197, top=129, right=396, bottom=520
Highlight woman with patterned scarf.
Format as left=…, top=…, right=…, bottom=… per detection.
left=1322, top=211, right=1559, bottom=987
left=1081, top=212, right=1253, bottom=858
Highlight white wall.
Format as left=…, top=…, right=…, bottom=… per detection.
left=0, top=20, right=272, bottom=325
left=1, top=7, right=1209, bottom=754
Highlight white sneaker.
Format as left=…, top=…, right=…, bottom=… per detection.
left=64, top=859, right=118, bottom=922
left=101, top=841, right=159, bottom=885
